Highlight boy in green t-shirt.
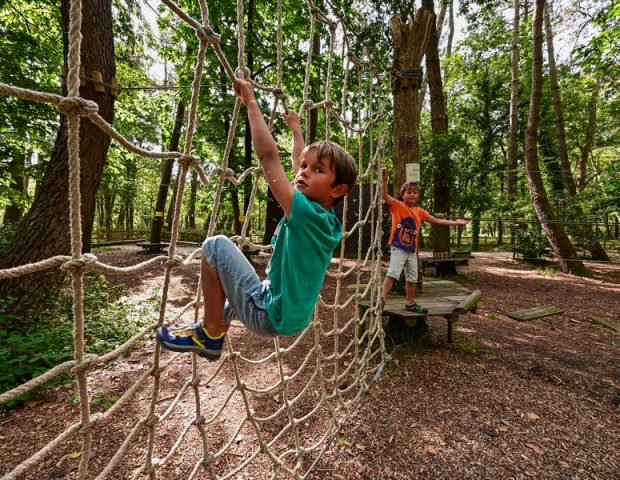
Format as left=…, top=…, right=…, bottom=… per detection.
left=156, top=78, right=358, bottom=360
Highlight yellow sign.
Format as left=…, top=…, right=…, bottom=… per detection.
left=154, top=211, right=164, bottom=217
left=239, top=215, right=246, bottom=221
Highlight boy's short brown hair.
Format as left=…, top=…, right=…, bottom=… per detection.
left=399, top=181, right=420, bottom=196
left=306, top=140, right=358, bottom=204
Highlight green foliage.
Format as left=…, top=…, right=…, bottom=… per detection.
left=0, top=274, right=157, bottom=399
left=447, top=336, right=490, bottom=356
left=90, top=391, right=121, bottom=410
left=574, top=2, right=620, bottom=82
left=0, top=0, right=62, bottom=216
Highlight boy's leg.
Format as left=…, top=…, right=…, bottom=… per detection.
left=381, top=276, right=395, bottom=300
left=383, top=247, right=406, bottom=300
left=403, top=253, right=427, bottom=313
left=200, top=256, right=229, bottom=337
left=156, top=236, right=251, bottom=360
left=156, top=235, right=275, bottom=360
left=405, top=281, right=416, bottom=305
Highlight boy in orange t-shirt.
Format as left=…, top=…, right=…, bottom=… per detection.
left=380, top=167, right=469, bottom=312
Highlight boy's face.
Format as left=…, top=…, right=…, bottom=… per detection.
left=401, top=187, right=420, bottom=206
left=294, top=149, right=347, bottom=209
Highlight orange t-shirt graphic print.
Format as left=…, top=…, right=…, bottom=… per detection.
left=387, top=200, right=430, bottom=253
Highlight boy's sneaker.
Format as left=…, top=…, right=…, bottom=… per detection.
left=155, top=323, right=225, bottom=361
left=404, top=302, right=428, bottom=314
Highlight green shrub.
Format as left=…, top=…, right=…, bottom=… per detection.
left=0, top=274, right=157, bottom=400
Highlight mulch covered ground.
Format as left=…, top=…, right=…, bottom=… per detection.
left=1, top=249, right=618, bottom=479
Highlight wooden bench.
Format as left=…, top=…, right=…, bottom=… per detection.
left=357, top=279, right=482, bottom=343
left=136, top=241, right=169, bottom=254
left=420, top=250, right=471, bottom=276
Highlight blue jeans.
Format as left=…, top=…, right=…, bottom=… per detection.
left=202, top=235, right=277, bottom=337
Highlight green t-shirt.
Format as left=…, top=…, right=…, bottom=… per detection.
left=266, top=190, right=342, bottom=335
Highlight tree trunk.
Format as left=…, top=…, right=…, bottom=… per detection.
left=446, top=0, right=454, bottom=57
left=390, top=9, right=432, bottom=190
left=418, top=2, right=447, bottom=119
left=188, top=169, right=197, bottom=230
left=0, top=0, right=116, bottom=318
left=507, top=0, right=520, bottom=203
left=422, top=0, right=451, bottom=255
left=165, top=171, right=178, bottom=231
left=544, top=4, right=576, bottom=196
left=578, top=80, right=599, bottom=192
left=525, top=0, right=587, bottom=276
left=150, top=101, right=184, bottom=247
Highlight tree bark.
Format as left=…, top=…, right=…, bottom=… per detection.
left=0, top=0, right=116, bottom=318
left=544, top=4, right=576, bottom=196
left=422, top=0, right=451, bottom=256
left=390, top=9, right=432, bottom=190
left=525, top=0, right=587, bottom=276
left=578, top=80, right=599, bottom=192
left=150, top=101, right=185, bottom=247
left=507, top=0, right=520, bottom=203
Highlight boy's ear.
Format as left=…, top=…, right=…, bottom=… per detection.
left=331, top=183, right=349, bottom=199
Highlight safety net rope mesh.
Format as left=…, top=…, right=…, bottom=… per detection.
left=0, top=0, right=394, bottom=478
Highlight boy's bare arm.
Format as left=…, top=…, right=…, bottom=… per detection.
left=381, top=167, right=394, bottom=206
left=234, top=79, right=294, bottom=216
left=427, top=215, right=469, bottom=227
left=282, top=110, right=304, bottom=174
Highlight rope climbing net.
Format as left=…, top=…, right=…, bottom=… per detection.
left=0, top=0, right=394, bottom=478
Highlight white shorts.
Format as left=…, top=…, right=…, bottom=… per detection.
left=386, top=246, right=418, bottom=283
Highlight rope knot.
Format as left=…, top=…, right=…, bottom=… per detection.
left=146, top=413, right=160, bottom=427
left=325, top=99, right=334, bottom=109
left=234, top=67, right=251, bottom=80
left=194, top=415, right=206, bottom=426
left=164, top=254, right=184, bottom=268
left=177, top=155, right=200, bottom=168
left=303, top=100, right=314, bottom=110
left=70, top=353, right=99, bottom=374
left=196, top=25, right=219, bottom=43
left=273, top=88, right=286, bottom=101
left=218, top=167, right=235, bottom=179
left=57, top=96, right=99, bottom=116
left=61, top=253, right=97, bottom=274
left=310, top=6, right=320, bottom=16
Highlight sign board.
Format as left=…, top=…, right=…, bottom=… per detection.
left=406, top=163, right=420, bottom=182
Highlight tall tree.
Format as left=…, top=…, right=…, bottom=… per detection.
left=507, top=0, right=520, bottom=205
left=0, top=0, right=116, bottom=317
left=577, top=80, right=600, bottom=192
left=524, top=0, right=587, bottom=276
left=390, top=8, right=432, bottom=190
left=543, top=4, right=576, bottom=197
left=149, top=101, right=185, bottom=250
left=422, top=0, right=452, bottom=256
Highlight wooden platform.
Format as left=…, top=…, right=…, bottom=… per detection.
left=358, top=279, right=482, bottom=342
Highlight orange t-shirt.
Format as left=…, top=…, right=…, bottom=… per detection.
left=388, top=200, right=430, bottom=253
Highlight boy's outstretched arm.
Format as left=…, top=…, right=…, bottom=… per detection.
left=234, top=79, right=293, bottom=216
left=381, top=167, right=395, bottom=206
left=282, top=110, right=305, bottom=174
left=427, top=215, right=469, bottom=227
